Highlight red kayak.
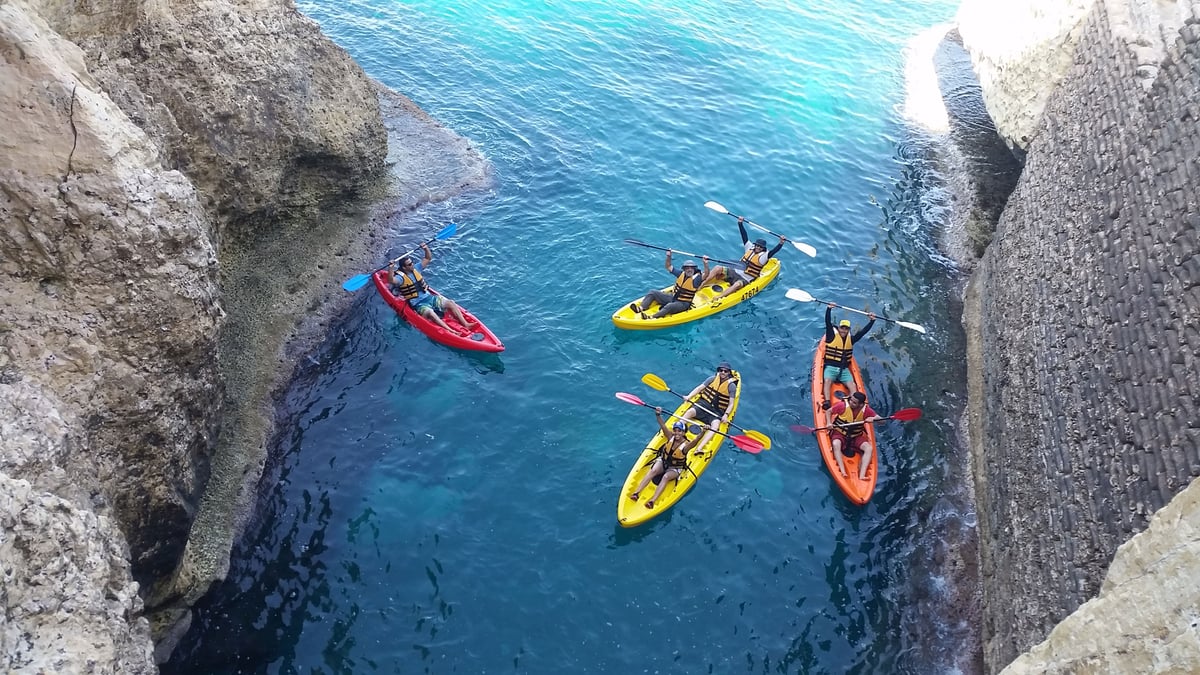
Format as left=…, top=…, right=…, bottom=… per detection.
left=372, top=271, right=504, bottom=352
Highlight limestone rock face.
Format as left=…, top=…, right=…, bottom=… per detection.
left=956, top=0, right=1095, bottom=151
left=1001, top=479, right=1200, bottom=674
left=0, top=0, right=221, bottom=585
left=30, top=0, right=388, bottom=243
left=0, top=473, right=156, bottom=675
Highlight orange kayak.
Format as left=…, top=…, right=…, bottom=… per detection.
left=810, top=340, right=878, bottom=505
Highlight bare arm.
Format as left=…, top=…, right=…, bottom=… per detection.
left=685, top=376, right=712, bottom=399
left=421, top=243, right=433, bottom=267
left=654, top=408, right=669, bottom=437
left=663, top=250, right=673, bottom=273
left=737, top=217, right=749, bottom=244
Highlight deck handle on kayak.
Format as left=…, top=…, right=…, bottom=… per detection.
left=790, top=407, right=922, bottom=435
left=784, top=288, right=927, bottom=334
left=703, top=201, right=817, bottom=257
left=615, top=392, right=764, bottom=454
left=639, top=373, right=772, bottom=450
left=342, top=223, right=458, bottom=292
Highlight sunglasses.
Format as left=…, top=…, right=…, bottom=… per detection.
left=717, top=368, right=731, bottom=373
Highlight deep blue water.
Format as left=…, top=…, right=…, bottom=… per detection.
left=166, top=2, right=978, bottom=673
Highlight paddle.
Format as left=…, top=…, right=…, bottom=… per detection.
left=784, top=288, right=927, bottom=334
left=703, top=201, right=818, bottom=257
left=615, top=392, right=765, bottom=453
left=623, top=239, right=747, bottom=270
left=639, top=373, right=772, bottom=450
left=341, top=223, right=458, bottom=292
left=790, top=407, right=923, bottom=435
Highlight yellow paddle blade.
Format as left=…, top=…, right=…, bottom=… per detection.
left=745, top=429, right=772, bottom=450
left=641, top=373, right=669, bottom=391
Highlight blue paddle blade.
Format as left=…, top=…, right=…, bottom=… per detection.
left=342, top=274, right=371, bottom=292
left=437, top=222, right=458, bottom=239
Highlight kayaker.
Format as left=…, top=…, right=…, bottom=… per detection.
left=826, top=392, right=883, bottom=480
left=820, top=304, right=876, bottom=409
left=387, top=245, right=474, bottom=336
left=702, top=216, right=785, bottom=301
left=628, top=407, right=705, bottom=509
left=629, top=251, right=709, bottom=319
left=680, top=362, right=738, bottom=447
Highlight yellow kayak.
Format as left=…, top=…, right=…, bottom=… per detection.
left=611, top=259, right=781, bottom=329
left=616, top=371, right=742, bottom=527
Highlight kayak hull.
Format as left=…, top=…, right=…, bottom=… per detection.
left=372, top=271, right=504, bottom=352
left=611, top=259, right=781, bottom=329
left=811, top=341, right=877, bottom=505
left=617, top=371, right=742, bottom=527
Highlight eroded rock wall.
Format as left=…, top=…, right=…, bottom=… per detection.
left=1, top=0, right=396, bottom=668
left=963, top=0, right=1200, bottom=669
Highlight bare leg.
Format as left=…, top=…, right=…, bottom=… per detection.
left=630, top=459, right=664, bottom=500
left=832, top=438, right=849, bottom=477
left=700, top=267, right=725, bottom=287
left=420, top=306, right=454, bottom=332
left=443, top=299, right=470, bottom=326
left=857, top=440, right=873, bottom=480
left=822, top=375, right=833, bottom=409
left=695, top=419, right=719, bottom=454
left=645, top=468, right=680, bottom=508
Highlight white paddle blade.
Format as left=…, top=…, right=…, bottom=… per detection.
left=897, top=321, right=927, bottom=334
left=792, top=240, right=817, bottom=257
left=785, top=288, right=815, bottom=303
left=704, top=200, right=729, bottom=214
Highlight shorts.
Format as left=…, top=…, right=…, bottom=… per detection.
left=410, top=294, right=445, bottom=314
left=822, top=365, right=853, bottom=385
left=830, top=431, right=870, bottom=456
left=690, top=404, right=720, bottom=426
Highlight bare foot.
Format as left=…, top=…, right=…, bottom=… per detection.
left=644, top=500, right=655, bottom=509
left=628, top=492, right=640, bottom=502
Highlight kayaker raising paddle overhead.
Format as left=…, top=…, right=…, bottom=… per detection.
left=702, top=216, right=785, bottom=301
left=388, top=245, right=475, bottom=336
left=629, top=250, right=709, bottom=319
left=826, top=392, right=884, bottom=480
left=680, top=362, right=738, bottom=448
left=628, top=407, right=705, bottom=510
left=821, top=304, right=875, bottom=410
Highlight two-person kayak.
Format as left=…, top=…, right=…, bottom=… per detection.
left=611, top=259, right=781, bottom=329
left=617, top=371, right=743, bottom=527
left=810, top=341, right=877, bottom=504
left=372, top=271, right=504, bottom=352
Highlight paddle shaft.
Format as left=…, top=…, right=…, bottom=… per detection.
left=623, top=239, right=746, bottom=268
left=820, top=296, right=911, bottom=330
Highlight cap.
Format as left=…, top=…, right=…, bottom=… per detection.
left=681, top=260, right=699, bottom=269
left=839, top=320, right=851, bottom=328
left=717, top=361, right=732, bottom=371
left=754, top=238, right=768, bottom=249
left=850, top=392, right=867, bottom=403
left=672, top=421, right=687, bottom=431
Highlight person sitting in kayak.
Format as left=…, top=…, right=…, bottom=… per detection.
left=628, top=407, right=705, bottom=509
left=680, top=362, right=738, bottom=448
left=629, top=250, right=709, bottom=319
left=387, top=244, right=474, bottom=336
left=826, top=392, right=883, bottom=480
left=702, top=216, right=785, bottom=301
left=821, top=304, right=875, bottom=409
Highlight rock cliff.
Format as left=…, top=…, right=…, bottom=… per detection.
left=956, top=0, right=1200, bottom=670
left=1, top=0, right=485, bottom=669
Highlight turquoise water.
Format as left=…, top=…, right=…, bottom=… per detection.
left=166, top=1, right=978, bottom=673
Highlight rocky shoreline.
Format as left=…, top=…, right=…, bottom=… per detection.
left=1, top=0, right=488, bottom=670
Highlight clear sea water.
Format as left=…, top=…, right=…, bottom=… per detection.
left=165, top=1, right=980, bottom=673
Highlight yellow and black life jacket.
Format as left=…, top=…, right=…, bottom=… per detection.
left=672, top=271, right=700, bottom=304
left=824, top=333, right=853, bottom=367
left=834, top=403, right=868, bottom=438
left=741, top=250, right=765, bottom=280
left=700, top=372, right=736, bottom=412
left=393, top=269, right=429, bottom=301
left=658, top=436, right=689, bottom=467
